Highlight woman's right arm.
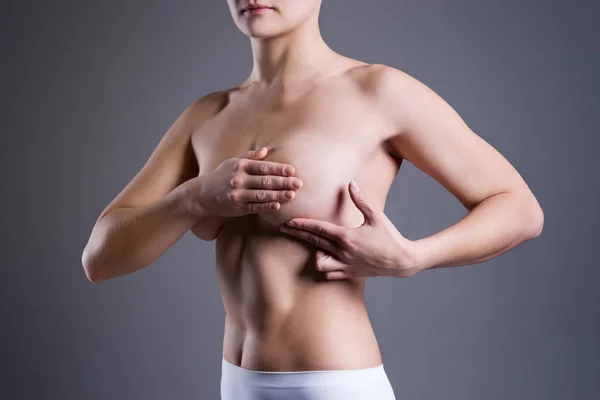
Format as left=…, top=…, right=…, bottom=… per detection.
left=81, top=92, right=222, bottom=284
left=82, top=91, right=302, bottom=284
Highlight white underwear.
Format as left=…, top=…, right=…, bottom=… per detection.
left=221, top=357, right=397, bottom=400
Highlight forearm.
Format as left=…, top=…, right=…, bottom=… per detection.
left=407, top=192, right=543, bottom=273
left=82, top=178, right=209, bottom=283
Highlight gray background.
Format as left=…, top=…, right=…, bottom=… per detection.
left=2, top=0, right=598, bottom=399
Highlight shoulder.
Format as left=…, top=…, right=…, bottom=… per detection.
left=349, top=63, right=445, bottom=133
left=187, top=88, right=233, bottom=121
left=175, top=87, right=239, bottom=136
left=351, top=62, right=431, bottom=99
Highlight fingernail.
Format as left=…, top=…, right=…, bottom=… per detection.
left=351, top=180, right=360, bottom=192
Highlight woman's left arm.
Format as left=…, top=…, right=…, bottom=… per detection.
left=375, top=64, right=544, bottom=273
left=280, top=64, right=544, bottom=279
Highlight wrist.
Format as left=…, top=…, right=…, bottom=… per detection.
left=406, top=238, right=431, bottom=274
left=393, top=236, right=427, bottom=277
left=173, top=177, right=210, bottom=221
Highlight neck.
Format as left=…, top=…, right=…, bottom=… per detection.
left=244, top=16, right=336, bottom=89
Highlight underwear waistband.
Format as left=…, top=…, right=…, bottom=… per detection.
left=221, top=357, right=389, bottom=388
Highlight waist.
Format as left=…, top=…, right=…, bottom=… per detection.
left=222, top=295, right=382, bottom=371
left=221, top=357, right=388, bottom=388
left=217, top=220, right=382, bottom=371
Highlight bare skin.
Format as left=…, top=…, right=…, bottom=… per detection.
left=193, top=61, right=405, bottom=371
left=82, top=0, right=543, bottom=373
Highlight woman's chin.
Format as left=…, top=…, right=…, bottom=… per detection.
left=244, top=30, right=284, bottom=39
left=238, top=22, right=291, bottom=40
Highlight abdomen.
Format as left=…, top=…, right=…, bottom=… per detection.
left=215, top=200, right=382, bottom=371
left=213, top=144, right=396, bottom=370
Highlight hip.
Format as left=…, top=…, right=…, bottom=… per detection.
left=221, top=356, right=396, bottom=400
left=222, top=306, right=383, bottom=372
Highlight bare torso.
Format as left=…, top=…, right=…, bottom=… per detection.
left=191, top=62, right=404, bottom=371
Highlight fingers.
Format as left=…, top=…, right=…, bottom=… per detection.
left=315, top=251, right=347, bottom=272
left=230, top=159, right=302, bottom=189
left=232, top=149, right=303, bottom=212
left=242, top=175, right=303, bottom=190
left=348, top=180, right=375, bottom=223
left=279, top=225, right=343, bottom=258
left=229, top=188, right=296, bottom=204
left=242, top=147, right=269, bottom=159
left=240, top=201, right=281, bottom=213
left=285, top=219, right=347, bottom=245
left=242, top=158, right=296, bottom=177
left=323, top=270, right=350, bottom=280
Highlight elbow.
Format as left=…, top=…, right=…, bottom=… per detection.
left=81, top=246, right=108, bottom=284
left=523, top=199, right=544, bottom=240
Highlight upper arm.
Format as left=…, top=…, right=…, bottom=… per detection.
left=96, top=91, right=226, bottom=222
left=369, top=64, right=540, bottom=212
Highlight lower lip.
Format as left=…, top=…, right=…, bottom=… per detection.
left=244, top=7, right=273, bottom=14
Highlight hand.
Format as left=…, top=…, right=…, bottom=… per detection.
left=280, top=180, right=420, bottom=279
left=189, top=147, right=303, bottom=218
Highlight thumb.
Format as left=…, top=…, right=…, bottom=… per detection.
left=348, top=180, right=375, bottom=223
left=243, top=147, right=269, bottom=160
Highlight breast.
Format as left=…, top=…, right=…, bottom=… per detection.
left=251, top=137, right=367, bottom=230
left=192, top=82, right=397, bottom=233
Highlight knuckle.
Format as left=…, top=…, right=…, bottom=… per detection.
left=227, top=190, right=239, bottom=203
left=345, top=239, right=358, bottom=253
left=258, top=162, right=269, bottom=174
left=260, top=175, right=271, bottom=188
left=255, top=190, right=267, bottom=201
left=230, top=176, right=242, bottom=188
left=338, top=231, right=351, bottom=246
left=232, top=159, right=245, bottom=171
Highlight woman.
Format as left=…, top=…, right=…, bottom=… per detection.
left=82, top=1, right=544, bottom=399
